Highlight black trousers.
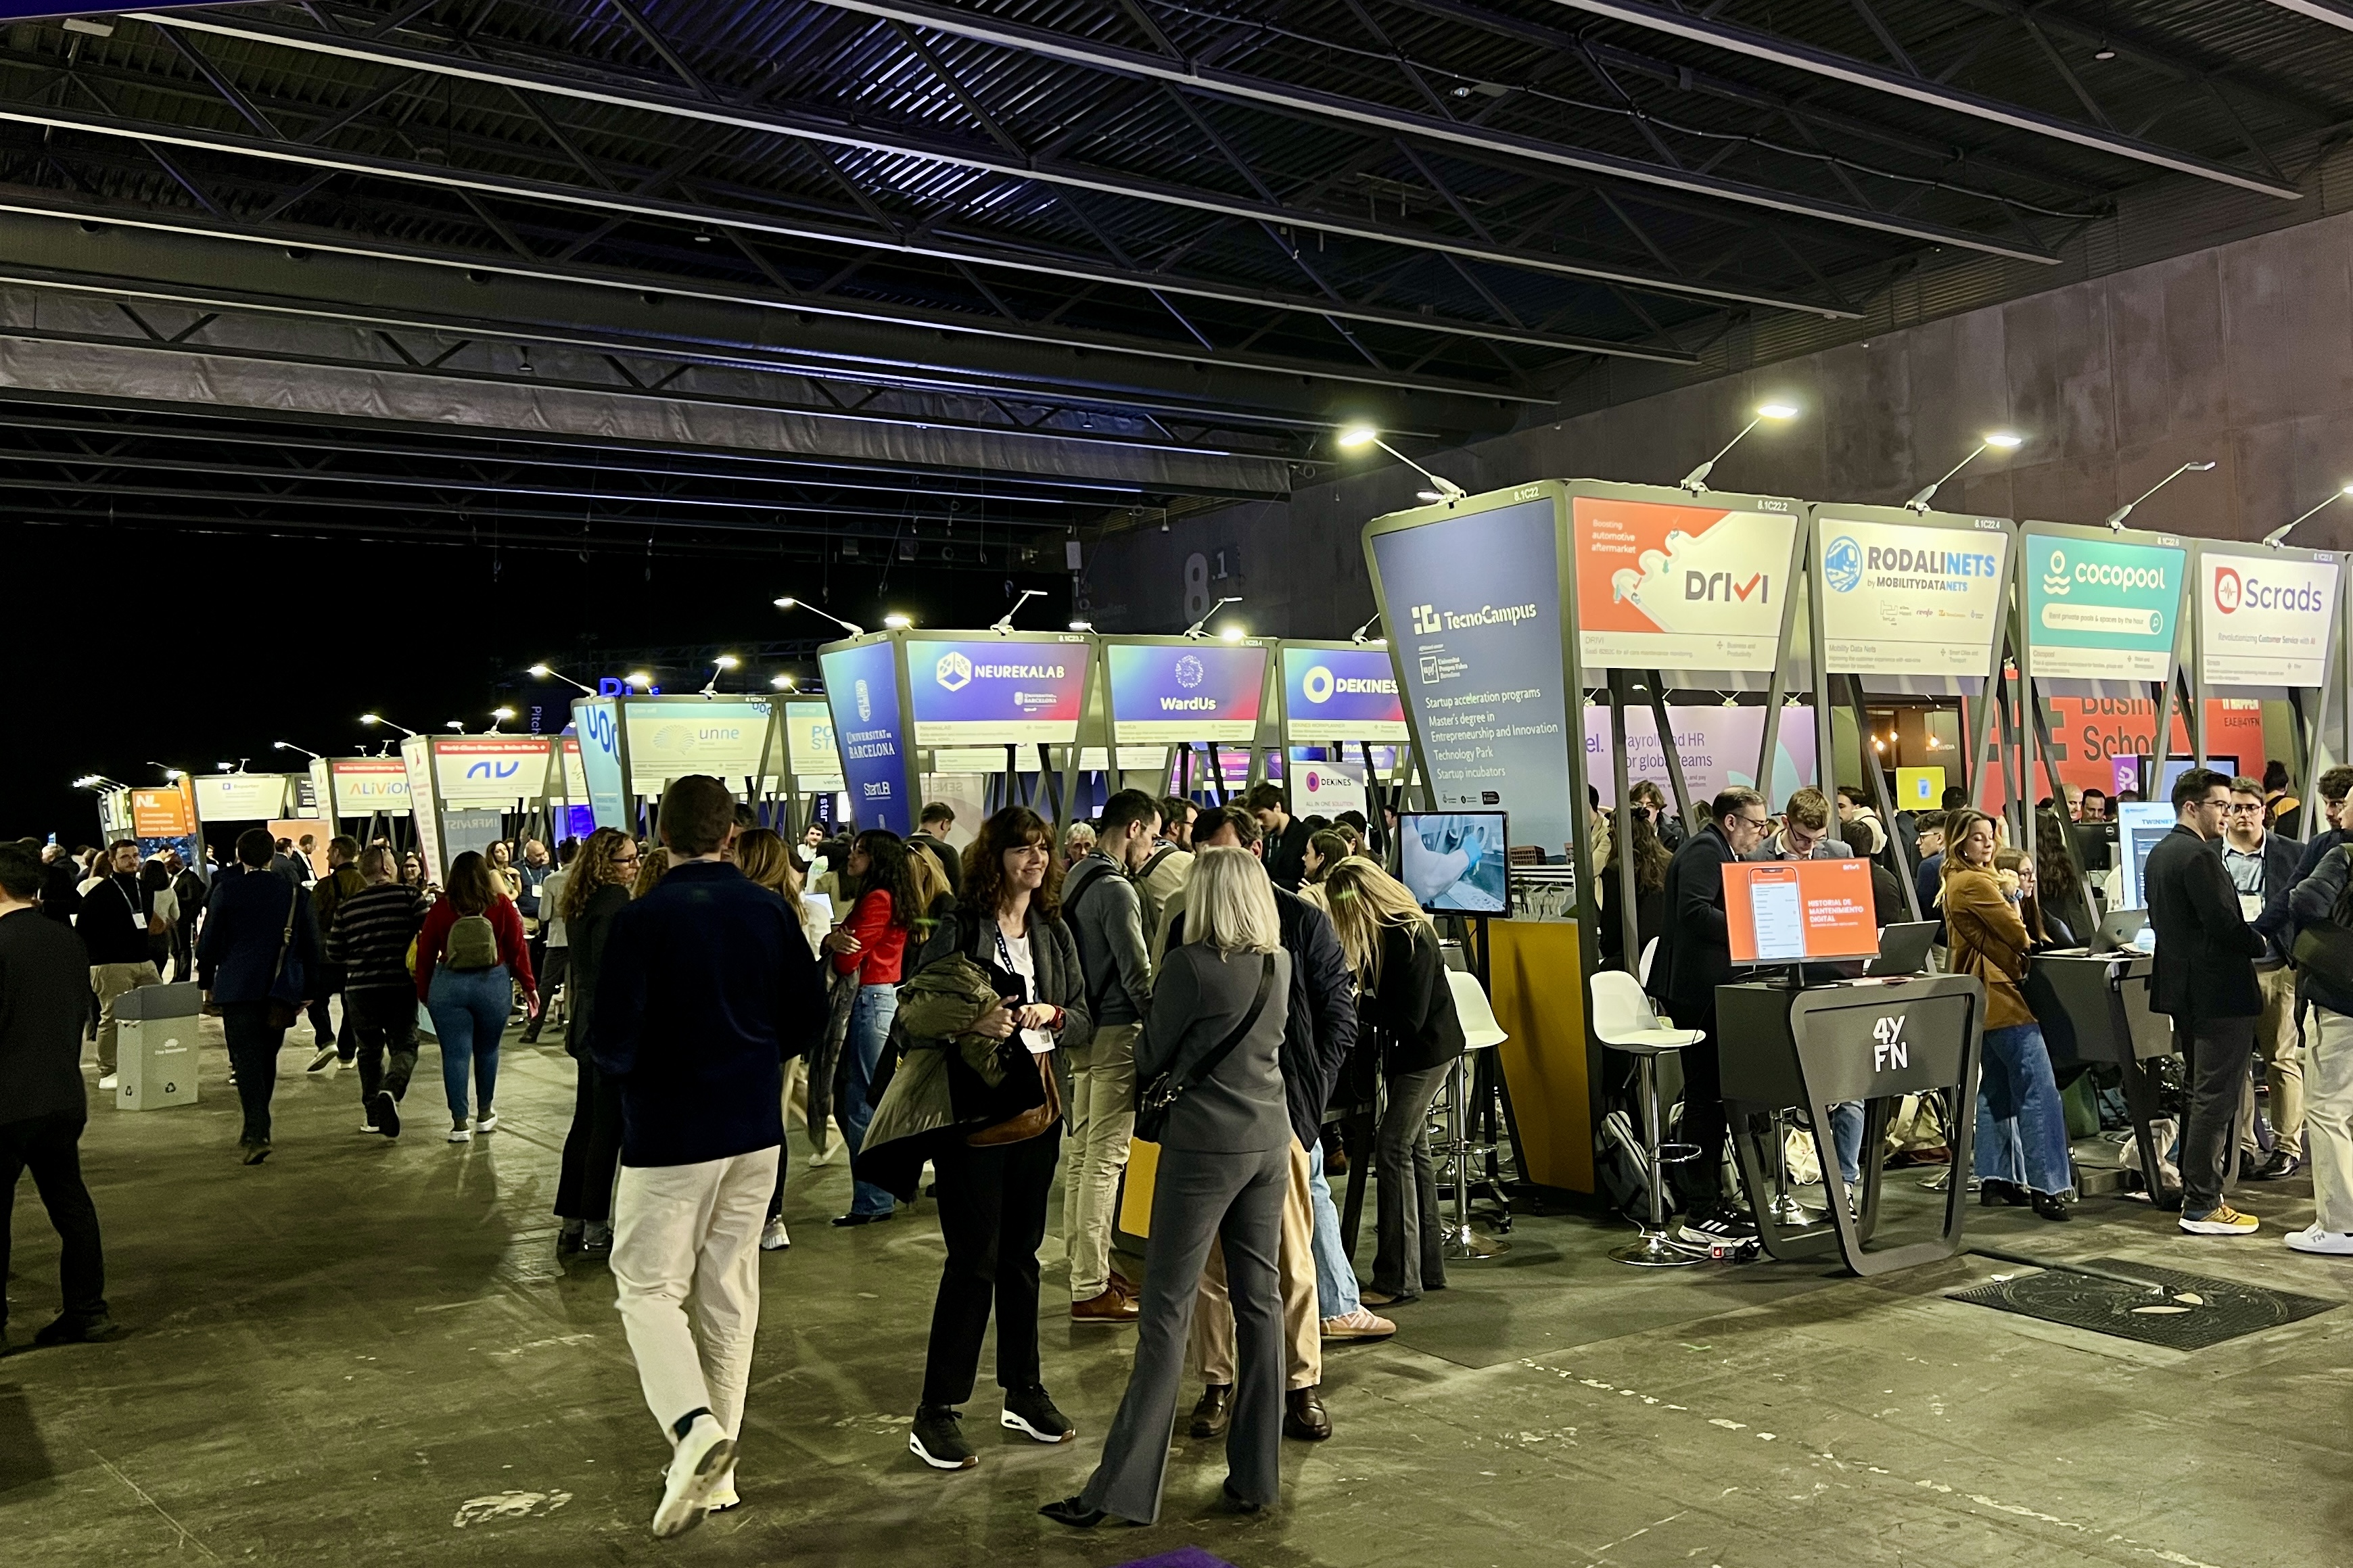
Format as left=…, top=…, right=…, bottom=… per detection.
left=305, top=962, right=355, bottom=1058
left=922, top=1126, right=1062, bottom=1408
left=1671, top=1000, right=1728, bottom=1208
left=347, top=988, right=419, bottom=1108
left=0, top=1110, right=106, bottom=1327
left=220, top=999, right=289, bottom=1144
left=2181, top=1014, right=2258, bottom=1217
left=554, top=1055, right=624, bottom=1222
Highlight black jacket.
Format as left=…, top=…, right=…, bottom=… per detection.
left=0, top=909, right=91, bottom=1124
left=1263, top=817, right=1311, bottom=893
left=565, top=882, right=630, bottom=1059
left=1598, top=869, right=1664, bottom=972
left=1649, top=822, right=1735, bottom=1013
left=78, top=872, right=153, bottom=966
left=1166, top=884, right=1355, bottom=1147
left=2231, top=830, right=2306, bottom=962
left=2145, top=825, right=2263, bottom=1022
left=909, top=832, right=962, bottom=898
left=2291, top=844, right=2353, bottom=1016
left=1362, top=921, right=1465, bottom=1077
left=38, top=859, right=80, bottom=924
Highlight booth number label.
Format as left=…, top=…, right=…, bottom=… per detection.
left=1871, top=1014, right=1909, bottom=1072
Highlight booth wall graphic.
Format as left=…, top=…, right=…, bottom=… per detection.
left=621, top=699, right=771, bottom=784
left=1278, top=644, right=1406, bottom=743
left=1815, top=513, right=2011, bottom=675
left=574, top=699, right=630, bottom=831
left=328, top=758, right=411, bottom=817
left=1572, top=495, right=1798, bottom=671
left=1583, top=705, right=1818, bottom=809
left=2024, top=533, right=2185, bottom=682
left=131, top=782, right=195, bottom=838
left=2197, top=550, right=2342, bottom=688
left=1106, top=642, right=1267, bottom=743
left=905, top=636, right=1088, bottom=747
left=1370, top=493, right=1574, bottom=861
left=432, top=738, right=553, bottom=807
left=193, top=773, right=289, bottom=824
left=820, top=637, right=915, bottom=834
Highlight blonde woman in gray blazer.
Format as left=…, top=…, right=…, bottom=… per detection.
left=1041, top=846, right=1293, bottom=1528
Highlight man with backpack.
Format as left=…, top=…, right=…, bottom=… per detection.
left=1060, top=789, right=1160, bottom=1324
left=909, top=802, right=963, bottom=900
left=1138, top=797, right=1193, bottom=955
left=326, top=845, right=427, bottom=1139
left=305, top=836, right=366, bottom=1072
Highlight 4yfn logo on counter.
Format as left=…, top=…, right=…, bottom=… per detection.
left=1410, top=600, right=1537, bottom=634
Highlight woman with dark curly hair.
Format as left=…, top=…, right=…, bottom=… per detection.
left=829, top=829, right=922, bottom=1227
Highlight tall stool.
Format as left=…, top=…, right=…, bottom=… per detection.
left=1434, top=970, right=1511, bottom=1260
left=1588, top=972, right=1706, bottom=1267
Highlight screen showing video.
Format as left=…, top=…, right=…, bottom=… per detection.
left=1397, top=811, right=1508, bottom=915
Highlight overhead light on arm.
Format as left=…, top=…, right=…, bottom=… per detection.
left=2105, top=460, right=2216, bottom=529
left=1906, top=431, right=2022, bottom=513
left=1681, top=402, right=1798, bottom=494
left=1336, top=424, right=1467, bottom=502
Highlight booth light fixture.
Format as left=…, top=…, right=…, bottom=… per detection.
left=1349, top=612, right=1382, bottom=645
left=1905, top=431, right=2023, bottom=513
left=769, top=673, right=798, bottom=691
left=1219, top=624, right=1247, bottom=642
left=489, top=707, right=516, bottom=730
left=2105, top=460, right=2217, bottom=530
left=358, top=713, right=420, bottom=738
left=2263, top=484, right=2353, bottom=549
left=272, top=740, right=321, bottom=759
left=1068, top=619, right=1094, bottom=632
left=145, top=761, right=183, bottom=781
left=773, top=596, right=866, bottom=638
left=1182, top=596, right=1242, bottom=640
left=527, top=661, right=597, bottom=696
left=882, top=612, right=914, bottom=629
left=1336, top=423, right=1468, bottom=503
left=444, top=720, right=465, bottom=732
left=74, top=774, right=124, bottom=790
left=698, top=654, right=740, bottom=696
left=990, top=588, right=1046, bottom=634
left=1679, top=402, right=1799, bottom=494
left=624, top=671, right=653, bottom=690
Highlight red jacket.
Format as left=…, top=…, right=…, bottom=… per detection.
left=414, top=895, right=536, bottom=1001
left=833, top=888, right=907, bottom=986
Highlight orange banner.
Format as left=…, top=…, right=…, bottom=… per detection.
left=1724, top=859, right=1879, bottom=965
left=130, top=780, right=195, bottom=838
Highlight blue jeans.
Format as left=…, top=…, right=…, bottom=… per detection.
left=1307, top=1139, right=1361, bottom=1318
left=1829, top=1102, right=1863, bottom=1186
left=1974, top=1022, right=2075, bottom=1195
left=838, top=982, right=900, bottom=1217
left=427, top=965, right=510, bottom=1125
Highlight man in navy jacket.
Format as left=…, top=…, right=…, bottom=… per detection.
left=590, top=775, right=826, bottom=1538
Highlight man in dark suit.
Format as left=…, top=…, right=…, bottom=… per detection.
left=2144, top=767, right=2264, bottom=1236
left=1647, top=785, right=1772, bottom=1247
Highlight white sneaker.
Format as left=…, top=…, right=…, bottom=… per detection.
left=808, top=1140, right=845, bottom=1168
left=2285, top=1223, right=2353, bottom=1256
left=760, top=1218, right=790, bottom=1252
left=475, top=1112, right=498, bottom=1134
left=653, top=1414, right=735, bottom=1538
left=705, top=1469, right=740, bottom=1513
left=448, top=1126, right=472, bottom=1144
left=358, top=1122, right=380, bottom=1135
left=98, top=1074, right=118, bottom=1091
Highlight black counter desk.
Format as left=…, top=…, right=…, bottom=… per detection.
left=2030, top=949, right=2178, bottom=1202
left=1717, top=974, right=1986, bottom=1277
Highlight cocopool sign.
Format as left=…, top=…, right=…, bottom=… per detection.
left=2024, top=533, right=2185, bottom=682
left=2198, top=549, right=2340, bottom=688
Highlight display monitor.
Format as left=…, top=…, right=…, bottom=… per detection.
left=1723, top=859, right=1880, bottom=966
left=1397, top=811, right=1508, bottom=914
left=2114, top=799, right=2178, bottom=912
left=2157, top=755, right=2240, bottom=801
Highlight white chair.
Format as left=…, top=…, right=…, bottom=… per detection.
left=1638, top=937, right=1658, bottom=988
left=1589, top=971, right=1707, bottom=1266
left=1435, top=970, right=1510, bottom=1259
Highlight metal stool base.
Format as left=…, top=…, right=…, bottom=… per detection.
left=1610, top=1230, right=1704, bottom=1268
left=1442, top=1222, right=1510, bottom=1260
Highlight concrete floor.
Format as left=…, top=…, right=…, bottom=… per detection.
left=3, top=1015, right=2348, bottom=1568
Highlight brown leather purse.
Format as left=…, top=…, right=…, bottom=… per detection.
left=966, top=1051, right=1063, bottom=1147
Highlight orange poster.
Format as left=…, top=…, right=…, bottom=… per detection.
left=1723, top=859, right=1879, bottom=965
left=1570, top=494, right=1798, bottom=672
left=130, top=782, right=195, bottom=838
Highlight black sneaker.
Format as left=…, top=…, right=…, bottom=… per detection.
left=1000, top=1386, right=1075, bottom=1444
left=305, top=1047, right=338, bottom=1074
left=33, top=1313, right=124, bottom=1346
left=909, top=1404, right=978, bottom=1470
left=1677, top=1206, right=1761, bottom=1250
left=372, top=1090, right=400, bottom=1140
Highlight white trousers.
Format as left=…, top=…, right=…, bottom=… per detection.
left=612, top=1146, right=780, bottom=1445
left=2304, top=1007, right=2353, bottom=1235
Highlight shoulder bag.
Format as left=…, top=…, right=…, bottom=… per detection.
left=965, top=918, right=1065, bottom=1147
left=264, top=882, right=304, bottom=1031
left=1133, top=952, right=1276, bottom=1144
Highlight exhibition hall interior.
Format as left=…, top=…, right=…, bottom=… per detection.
left=12, top=1, right=2353, bottom=1564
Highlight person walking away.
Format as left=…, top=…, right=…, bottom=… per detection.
left=1940, top=812, right=2073, bottom=1221
left=824, top=830, right=918, bottom=1227
left=2283, top=837, right=2353, bottom=1254
left=167, top=850, right=206, bottom=983
left=78, top=839, right=162, bottom=1091
left=1040, top=846, right=1292, bottom=1528
left=1244, top=784, right=1311, bottom=891
left=325, top=846, right=426, bottom=1139
left=522, top=839, right=574, bottom=1045
left=197, top=828, right=321, bottom=1164
left=1060, top=790, right=1159, bottom=1323
left=588, top=776, right=826, bottom=1536
left=304, top=836, right=366, bottom=1072
left=910, top=802, right=963, bottom=900
left=271, top=838, right=309, bottom=888
left=0, top=840, right=119, bottom=1348
left=413, top=851, right=536, bottom=1144
left=2144, top=768, right=2266, bottom=1235
left=516, top=839, right=555, bottom=1019
left=2222, top=778, right=2307, bottom=1180
left=732, top=828, right=831, bottom=1252
left=1647, top=787, right=1774, bottom=1248
left=555, top=828, right=638, bottom=1257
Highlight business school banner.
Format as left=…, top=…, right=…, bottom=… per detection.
left=328, top=758, right=411, bottom=817
left=819, top=639, right=914, bottom=833
left=1368, top=493, right=1573, bottom=859
left=1106, top=642, right=1267, bottom=743
left=1815, top=513, right=2009, bottom=675
left=1571, top=494, right=1799, bottom=672
left=622, top=699, right=771, bottom=786
left=1280, top=644, right=1406, bottom=743
left=572, top=699, right=630, bottom=830
left=192, top=772, right=289, bottom=824
left=905, top=636, right=1086, bottom=746
left=2024, top=530, right=2185, bottom=682
left=2197, top=547, right=2340, bottom=688
left=434, top=738, right=552, bottom=805
left=1583, top=705, right=1817, bottom=810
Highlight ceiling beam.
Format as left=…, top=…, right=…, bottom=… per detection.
left=2266, top=0, right=2353, bottom=32
left=1534, top=0, right=2303, bottom=199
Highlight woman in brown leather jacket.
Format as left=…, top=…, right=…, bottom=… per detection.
left=1940, top=809, right=2073, bottom=1221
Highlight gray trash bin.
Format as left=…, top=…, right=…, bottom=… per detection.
left=116, top=982, right=202, bottom=1111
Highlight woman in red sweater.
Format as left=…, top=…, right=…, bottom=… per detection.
left=415, top=851, right=538, bottom=1143
left=829, top=830, right=918, bottom=1225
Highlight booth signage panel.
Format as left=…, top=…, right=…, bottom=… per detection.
left=820, top=638, right=914, bottom=834
left=1894, top=766, right=1945, bottom=809
left=622, top=699, right=770, bottom=784
left=1723, top=988, right=1975, bottom=1103
left=573, top=699, right=630, bottom=830
left=1572, top=495, right=1798, bottom=671
left=927, top=748, right=1006, bottom=774
left=1295, top=761, right=1368, bottom=816
left=2197, top=549, right=2340, bottom=688
left=904, top=636, right=1086, bottom=746
left=131, top=785, right=195, bottom=838
left=1815, top=514, right=2009, bottom=675
left=1370, top=494, right=1574, bottom=861
left=1107, top=642, right=1267, bottom=743
left=1280, top=645, right=1406, bottom=742
left=560, top=738, right=588, bottom=802
left=1582, top=705, right=1817, bottom=808
left=2024, top=532, right=2184, bottom=682
left=1079, top=746, right=1171, bottom=772
left=193, top=773, right=288, bottom=823
left=1723, top=859, right=1877, bottom=966
left=434, top=738, right=551, bottom=805
left=783, top=700, right=841, bottom=776
left=401, top=736, right=444, bottom=875
left=329, top=759, right=410, bottom=815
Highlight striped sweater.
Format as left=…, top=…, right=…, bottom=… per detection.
left=325, top=882, right=427, bottom=996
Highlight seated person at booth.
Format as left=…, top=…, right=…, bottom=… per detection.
left=1911, top=811, right=1949, bottom=924
left=1746, top=788, right=1864, bottom=1196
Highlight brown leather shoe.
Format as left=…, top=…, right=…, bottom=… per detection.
left=1070, top=1289, right=1140, bottom=1323
left=1109, top=1269, right=1142, bottom=1301
left=1283, top=1385, right=1332, bottom=1442
left=1189, top=1384, right=1233, bottom=1438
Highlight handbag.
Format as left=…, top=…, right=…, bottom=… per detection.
left=1134, top=953, right=1276, bottom=1143
left=264, top=883, right=303, bottom=1031
left=966, top=922, right=1067, bottom=1147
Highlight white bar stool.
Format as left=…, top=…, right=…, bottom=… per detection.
left=1589, top=971, right=1707, bottom=1267
left=1435, top=970, right=1510, bottom=1260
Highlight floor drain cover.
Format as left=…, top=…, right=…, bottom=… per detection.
left=1950, top=1256, right=2339, bottom=1349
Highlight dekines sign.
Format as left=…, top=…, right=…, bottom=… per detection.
left=1815, top=514, right=2009, bottom=676
left=820, top=639, right=913, bottom=833
left=2024, top=533, right=2183, bottom=682
left=1106, top=642, right=1267, bottom=742
left=1281, top=645, right=1405, bottom=742
left=2199, top=550, right=2340, bottom=688
left=906, top=636, right=1086, bottom=746
left=1572, top=495, right=1797, bottom=671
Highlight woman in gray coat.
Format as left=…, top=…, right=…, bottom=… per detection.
left=1042, top=846, right=1293, bottom=1527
